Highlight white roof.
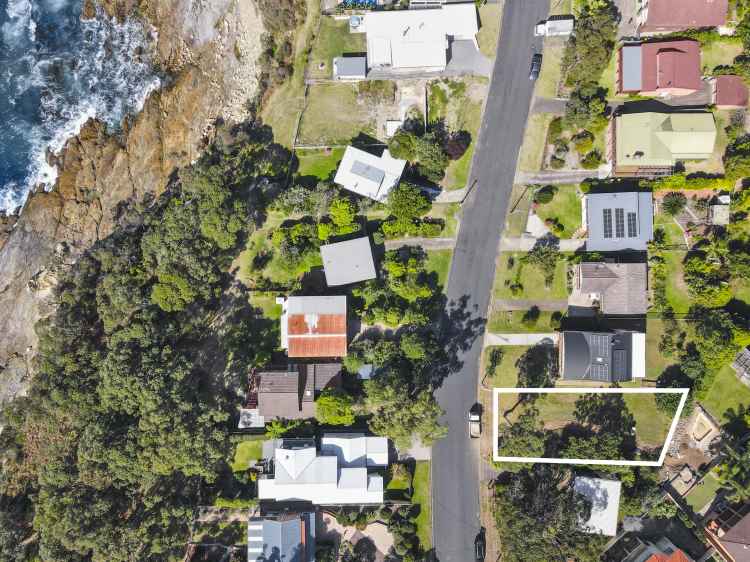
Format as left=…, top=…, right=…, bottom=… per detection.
left=320, top=237, right=376, bottom=286
left=333, top=146, right=406, bottom=201
left=364, top=4, right=478, bottom=70
left=573, top=477, right=622, bottom=537
left=321, top=433, right=389, bottom=468
left=631, top=333, right=646, bottom=378
left=280, top=296, right=347, bottom=350
left=258, top=444, right=385, bottom=505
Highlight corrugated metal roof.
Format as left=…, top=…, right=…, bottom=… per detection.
left=333, top=56, right=367, bottom=79
left=585, top=192, right=654, bottom=252
left=320, top=237, right=377, bottom=286
left=621, top=45, right=642, bottom=91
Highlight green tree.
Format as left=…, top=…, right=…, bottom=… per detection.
left=716, top=444, right=750, bottom=503
left=316, top=389, right=356, bottom=426
left=496, top=408, right=546, bottom=472
left=661, top=192, right=687, bottom=216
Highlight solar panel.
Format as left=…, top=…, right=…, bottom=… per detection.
left=615, top=208, right=625, bottom=238
left=603, top=209, right=613, bottom=239
left=627, top=212, right=637, bottom=238
left=612, top=350, right=628, bottom=381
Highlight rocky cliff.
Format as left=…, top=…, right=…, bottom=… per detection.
left=0, top=0, right=265, bottom=404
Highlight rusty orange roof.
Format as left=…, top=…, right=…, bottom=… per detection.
left=645, top=548, right=692, bottom=562
left=288, top=314, right=347, bottom=336
left=288, top=335, right=348, bottom=358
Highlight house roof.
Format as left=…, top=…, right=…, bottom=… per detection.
left=321, top=433, right=389, bottom=468
left=719, top=511, right=750, bottom=562
left=247, top=513, right=315, bottom=562
left=585, top=192, right=654, bottom=252
left=333, top=56, right=367, bottom=79
left=576, top=262, right=649, bottom=315
left=561, top=331, right=645, bottom=382
left=732, top=348, right=750, bottom=377
left=281, top=296, right=348, bottom=358
left=645, top=549, right=693, bottom=562
left=363, top=3, right=478, bottom=70
left=574, top=477, right=622, bottom=537
left=333, top=146, right=406, bottom=201
left=257, top=364, right=342, bottom=419
left=643, top=41, right=701, bottom=92
left=621, top=45, right=643, bottom=91
left=320, top=237, right=376, bottom=286
left=640, top=0, right=728, bottom=32
left=715, top=75, right=749, bottom=108
left=615, top=112, right=716, bottom=168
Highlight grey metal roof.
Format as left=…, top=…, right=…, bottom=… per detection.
left=333, top=56, right=367, bottom=79
left=248, top=513, right=315, bottom=562
left=561, top=331, right=635, bottom=383
left=320, top=237, right=377, bottom=286
left=585, top=192, right=653, bottom=252
left=621, top=45, right=642, bottom=91
left=351, top=160, right=385, bottom=185
left=577, top=262, right=648, bottom=315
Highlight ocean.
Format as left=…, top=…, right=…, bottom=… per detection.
left=0, top=0, right=161, bottom=213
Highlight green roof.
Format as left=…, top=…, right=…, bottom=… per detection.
left=615, top=112, right=716, bottom=167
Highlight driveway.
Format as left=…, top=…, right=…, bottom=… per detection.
left=431, top=1, right=550, bottom=561
left=446, top=40, right=493, bottom=77
left=484, top=332, right=559, bottom=346
left=499, top=236, right=586, bottom=251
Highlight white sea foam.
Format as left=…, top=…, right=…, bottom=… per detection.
left=1, top=0, right=35, bottom=46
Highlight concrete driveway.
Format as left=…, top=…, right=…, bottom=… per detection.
left=431, top=1, right=550, bottom=561
left=446, top=40, right=493, bottom=77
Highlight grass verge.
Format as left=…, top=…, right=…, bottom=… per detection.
left=518, top=113, right=554, bottom=172
left=426, top=250, right=453, bottom=290
left=413, top=461, right=432, bottom=549
left=493, top=252, right=569, bottom=300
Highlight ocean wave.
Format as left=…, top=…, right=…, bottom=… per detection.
left=0, top=1, right=161, bottom=214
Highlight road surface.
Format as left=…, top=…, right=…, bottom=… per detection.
left=431, top=1, right=549, bottom=560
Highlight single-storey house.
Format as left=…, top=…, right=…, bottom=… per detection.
left=248, top=511, right=316, bottom=562
left=321, top=433, right=389, bottom=468
left=712, top=75, right=749, bottom=109
left=574, top=476, right=622, bottom=537
left=534, top=15, right=575, bottom=36
left=570, top=262, right=649, bottom=315
left=334, top=146, right=406, bottom=201
left=256, top=364, right=342, bottom=421
left=362, top=3, right=479, bottom=72
left=611, top=111, right=716, bottom=177
left=333, top=56, right=367, bottom=81
left=583, top=192, right=654, bottom=252
left=636, top=0, right=728, bottom=33
left=617, top=40, right=702, bottom=96
left=279, top=296, right=348, bottom=358
left=320, top=236, right=376, bottom=286
left=258, top=436, right=386, bottom=505
left=560, top=330, right=646, bottom=383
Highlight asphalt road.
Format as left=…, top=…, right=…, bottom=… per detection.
left=431, top=2, right=549, bottom=560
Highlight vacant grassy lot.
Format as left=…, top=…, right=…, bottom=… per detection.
left=533, top=184, right=582, bottom=238
left=413, top=461, right=432, bottom=549
left=296, top=147, right=345, bottom=180
left=426, top=250, right=453, bottom=290
left=493, top=252, right=569, bottom=300
left=261, top=0, right=319, bottom=146
left=701, top=364, right=750, bottom=423
left=477, top=3, right=502, bottom=59
left=307, top=17, right=366, bottom=79
left=535, top=38, right=566, bottom=98
left=701, top=38, right=743, bottom=74
left=518, top=113, right=554, bottom=172
left=487, top=309, right=564, bottom=334
left=231, top=439, right=264, bottom=472
left=297, top=83, right=376, bottom=145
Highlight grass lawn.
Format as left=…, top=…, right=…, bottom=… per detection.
left=429, top=202, right=460, bottom=238
left=477, top=3, right=502, bottom=59
left=505, top=184, right=534, bottom=237
left=685, top=109, right=730, bottom=175
left=685, top=468, right=723, bottom=512
left=700, top=364, right=750, bottom=423
left=645, top=318, right=681, bottom=380
left=413, top=461, right=432, bottom=549
left=261, top=0, right=319, bottom=146
left=733, top=276, right=750, bottom=305
left=493, top=252, right=569, bottom=300
left=297, top=83, right=376, bottom=145
left=385, top=463, right=412, bottom=501
left=701, top=38, right=743, bottom=74
left=231, top=439, right=264, bottom=472
left=662, top=250, right=692, bottom=313
left=598, top=50, right=624, bottom=100
left=307, top=17, right=366, bottom=80
left=296, top=147, right=345, bottom=180
left=487, top=309, right=564, bottom=334
left=249, top=291, right=283, bottom=320
left=518, top=113, right=554, bottom=172
left=533, top=184, right=582, bottom=238
left=550, top=0, right=572, bottom=15
left=426, top=250, right=453, bottom=290
left=444, top=145, right=474, bottom=190
left=653, top=213, right=686, bottom=247
left=483, top=346, right=529, bottom=412
left=535, top=37, right=565, bottom=99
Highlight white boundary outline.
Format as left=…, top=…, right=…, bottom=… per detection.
left=492, top=387, right=690, bottom=467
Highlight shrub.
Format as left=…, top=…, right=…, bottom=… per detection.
left=580, top=150, right=603, bottom=169
left=522, top=306, right=541, bottom=327
left=553, top=139, right=570, bottom=159
left=534, top=185, right=556, bottom=205
left=547, top=117, right=564, bottom=142
left=572, top=130, right=594, bottom=154
left=444, top=131, right=472, bottom=160
left=661, top=192, right=688, bottom=216
left=550, top=156, right=566, bottom=169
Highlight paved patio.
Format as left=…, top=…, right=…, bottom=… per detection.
left=317, top=512, right=395, bottom=562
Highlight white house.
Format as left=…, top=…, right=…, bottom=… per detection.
left=333, top=146, right=406, bottom=201
left=320, top=237, right=377, bottom=286
left=573, top=476, right=622, bottom=537
left=362, top=3, right=479, bottom=72
left=258, top=436, right=386, bottom=505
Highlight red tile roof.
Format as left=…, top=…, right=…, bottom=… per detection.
left=645, top=549, right=692, bottom=562
left=640, top=0, right=728, bottom=32
left=641, top=40, right=702, bottom=93
left=715, top=75, right=749, bottom=107
left=287, top=336, right=348, bottom=358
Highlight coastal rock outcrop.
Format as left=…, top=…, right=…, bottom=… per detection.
left=0, top=0, right=265, bottom=404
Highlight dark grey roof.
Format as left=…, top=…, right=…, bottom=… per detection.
left=577, top=262, right=648, bottom=315
left=621, top=45, right=642, bottom=91
left=248, top=512, right=315, bottom=562
left=561, top=331, right=635, bottom=382
left=333, top=56, right=367, bottom=79
left=732, top=348, right=750, bottom=376
left=585, top=192, right=654, bottom=252
left=351, top=160, right=385, bottom=185
left=257, top=364, right=342, bottom=419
